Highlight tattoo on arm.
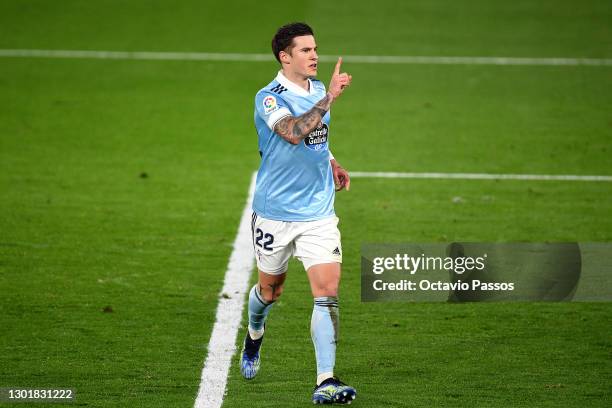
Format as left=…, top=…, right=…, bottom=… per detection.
left=273, top=93, right=333, bottom=144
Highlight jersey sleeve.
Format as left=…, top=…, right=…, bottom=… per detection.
left=255, top=91, right=292, bottom=130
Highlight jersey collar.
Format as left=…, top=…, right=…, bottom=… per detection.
left=275, top=70, right=314, bottom=97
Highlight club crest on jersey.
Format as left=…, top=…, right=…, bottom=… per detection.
left=263, top=95, right=279, bottom=114
left=304, top=122, right=329, bottom=151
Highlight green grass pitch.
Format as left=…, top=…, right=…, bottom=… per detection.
left=1, top=1, right=611, bottom=407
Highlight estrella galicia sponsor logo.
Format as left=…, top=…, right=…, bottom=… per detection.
left=304, top=122, right=328, bottom=151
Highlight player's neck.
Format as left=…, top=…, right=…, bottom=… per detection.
left=281, top=69, right=310, bottom=92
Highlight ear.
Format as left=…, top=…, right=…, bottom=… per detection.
left=279, top=50, right=291, bottom=65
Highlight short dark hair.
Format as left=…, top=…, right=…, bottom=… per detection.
left=271, top=22, right=314, bottom=63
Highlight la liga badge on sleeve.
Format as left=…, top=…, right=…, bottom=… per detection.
left=263, top=95, right=279, bottom=114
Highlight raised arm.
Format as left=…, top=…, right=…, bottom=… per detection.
left=273, top=94, right=333, bottom=144
left=273, top=57, right=352, bottom=145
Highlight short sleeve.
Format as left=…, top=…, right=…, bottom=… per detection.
left=255, top=91, right=292, bottom=130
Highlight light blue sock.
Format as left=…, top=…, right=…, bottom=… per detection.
left=311, top=296, right=339, bottom=380
left=248, top=284, right=274, bottom=332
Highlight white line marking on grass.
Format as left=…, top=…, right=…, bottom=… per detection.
left=337, top=55, right=612, bottom=67
left=194, top=171, right=257, bottom=408
left=190, top=168, right=606, bottom=407
left=350, top=172, right=612, bottom=182
left=1, top=49, right=611, bottom=66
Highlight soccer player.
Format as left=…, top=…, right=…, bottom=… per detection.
left=240, top=22, right=356, bottom=404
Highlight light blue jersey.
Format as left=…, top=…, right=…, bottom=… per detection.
left=253, top=71, right=335, bottom=221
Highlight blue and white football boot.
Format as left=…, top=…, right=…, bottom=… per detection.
left=240, top=330, right=263, bottom=379
left=312, top=377, right=357, bottom=404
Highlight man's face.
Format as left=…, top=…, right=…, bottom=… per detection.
left=283, top=35, right=318, bottom=77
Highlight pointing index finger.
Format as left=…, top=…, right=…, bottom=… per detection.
left=333, top=57, right=342, bottom=76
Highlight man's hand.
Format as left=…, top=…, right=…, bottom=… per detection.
left=328, top=57, right=352, bottom=100
left=273, top=58, right=351, bottom=145
left=331, top=159, right=351, bottom=192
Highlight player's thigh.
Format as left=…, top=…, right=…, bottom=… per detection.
left=294, top=216, right=342, bottom=271
left=294, top=216, right=343, bottom=297
left=252, top=213, right=295, bottom=275
left=306, top=262, right=341, bottom=298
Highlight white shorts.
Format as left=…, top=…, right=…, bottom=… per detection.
left=251, top=213, right=342, bottom=275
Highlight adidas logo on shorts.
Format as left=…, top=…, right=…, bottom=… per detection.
left=332, top=247, right=341, bottom=256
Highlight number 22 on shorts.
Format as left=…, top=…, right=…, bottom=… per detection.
left=254, top=228, right=274, bottom=251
